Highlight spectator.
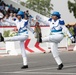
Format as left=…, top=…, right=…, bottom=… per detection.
left=73, top=24, right=76, bottom=42
left=3, top=13, right=9, bottom=20
left=3, top=7, right=7, bottom=15
left=8, top=4, right=13, bottom=13
left=0, top=10, right=4, bottom=26
left=25, top=10, right=30, bottom=17
left=9, top=13, right=13, bottom=21
left=16, top=8, right=20, bottom=13
left=25, top=10, right=34, bottom=26
left=0, top=0, right=2, bottom=5
left=3, top=13, right=10, bottom=26
left=0, top=4, right=4, bottom=11
left=12, top=13, right=17, bottom=21
left=34, top=22, right=42, bottom=42
left=24, top=14, right=28, bottom=20
left=0, top=1, right=6, bottom=6
left=5, top=5, right=9, bottom=12
left=68, top=25, right=74, bottom=38
left=0, top=10, right=4, bottom=18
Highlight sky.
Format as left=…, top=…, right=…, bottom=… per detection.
left=51, top=0, right=76, bottom=24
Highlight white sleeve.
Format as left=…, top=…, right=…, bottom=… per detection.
left=41, top=19, right=50, bottom=25
left=36, top=15, right=50, bottom=25
left=62, top=25, right=73, bottom=38
left=26, top=25, right=34, bottom=33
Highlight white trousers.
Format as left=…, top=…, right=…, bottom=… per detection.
left=42, top=34, right=64, bottom=65
left=5, top=35, right=28, bottom=65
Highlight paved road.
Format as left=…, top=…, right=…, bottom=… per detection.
left=0, top=51, right=76, bottom=75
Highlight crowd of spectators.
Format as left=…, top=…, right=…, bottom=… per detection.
left=0, top=0, right=35, bottom=26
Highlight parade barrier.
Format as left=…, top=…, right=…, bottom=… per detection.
left=73, top=44, right=76, bottom=51
left=0, top=26, right=74, bottom=55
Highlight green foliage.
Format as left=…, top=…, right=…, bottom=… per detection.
left=3, top=30, right=17, bottom=37
left=3, top=30, right=10, bottom=37
left=20, top=1, right=26, bottom=6
left=23, top=0, right=53, bottom=17
left=68, top=0, right=76, bottom=18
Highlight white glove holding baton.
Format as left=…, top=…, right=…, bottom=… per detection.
left=36, top=15, right=42, bottom=21
left=70, top=37, right=75, bottom=43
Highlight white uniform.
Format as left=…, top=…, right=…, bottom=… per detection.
left=4, top=19, right=34, bottom=66
left=39, top=18, right=73, bottom=65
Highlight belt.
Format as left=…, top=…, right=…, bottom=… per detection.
left=51, top=29, right=62, bottom=32
left=50, top=32, right=64, bottom=35
left=18, top=29, right=27, bottom=33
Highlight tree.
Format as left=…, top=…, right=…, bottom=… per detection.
left=20, top=1, right=26, bottom=6
left=25, top=0, right=53, bottom=17
left=68, top=0, right=76, bottom=18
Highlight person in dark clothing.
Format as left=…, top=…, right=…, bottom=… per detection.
left=34, top=22, right=42, bottom=42
left=73, top=24, right=76, bottom=42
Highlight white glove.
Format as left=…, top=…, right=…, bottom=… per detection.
left=70, top=37, right=75, bottom=43
left=36, top=15, right=42, bottom=21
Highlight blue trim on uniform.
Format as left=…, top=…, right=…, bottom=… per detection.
left=18, top=29, right=27, bottom=33
left=48, top=18, right=52, bottom=21
left=51, top=29, right=62, bottom=32
left=68, top=31, right=73, bottom=38
left=24, top=21, right=28, bottom=26
left=69, top=35, right=73, bottom=38
left=54, top=20, right=57, bottom=22
left=59, top=20, right=65, bottom=25
left=52, top=27, right=56, bottom=30
left=13, top=18, right=16, bottom=21
left=18, top=21, right=28, bottom=33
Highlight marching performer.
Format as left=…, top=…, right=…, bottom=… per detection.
left=36, top=11, right=75, bottom=70
left=0, top=11, right=35, bottom=69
